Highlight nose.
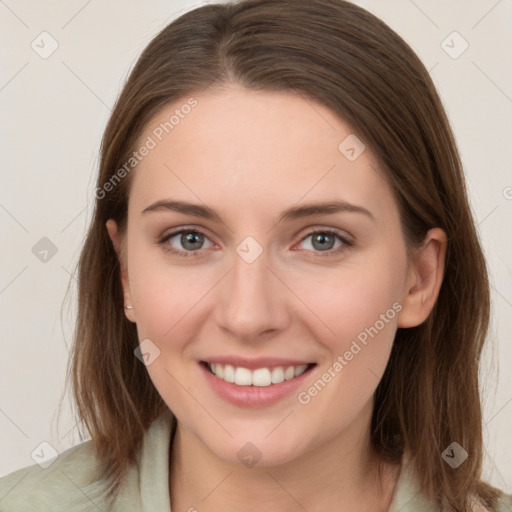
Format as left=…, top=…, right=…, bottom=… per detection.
left=214, top=244, right=291, bottom=343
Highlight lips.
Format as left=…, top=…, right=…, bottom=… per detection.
left=199, top=359, right=317, bottom=407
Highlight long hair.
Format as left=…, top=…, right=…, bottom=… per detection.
left=66, top=0, right=503, bottom=509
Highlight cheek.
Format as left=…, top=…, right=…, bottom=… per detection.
left=290, top=246, right=407, bottom=406
left=292, top=256, right=404, bottom=425
left=294, top=251, right=405, bottom=343
left=126, top=249, right=208, bottom=412
left=126, top=243, right=197, bottom=340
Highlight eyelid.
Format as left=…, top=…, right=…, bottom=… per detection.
left=157, top=225, right=354, bottom=258
left=295, top=225, right=354, bottom=244
left=157, top=226, right=216, bottom=258
left=292, top=227, right=353, bottom=258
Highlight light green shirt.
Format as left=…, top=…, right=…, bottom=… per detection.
left=1, top=413, right=511, bottom=511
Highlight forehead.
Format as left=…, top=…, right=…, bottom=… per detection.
left=128, top=85, right=397, bottom=225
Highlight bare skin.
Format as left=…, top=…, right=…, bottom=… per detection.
left=106, top=83, right=446, bottom=511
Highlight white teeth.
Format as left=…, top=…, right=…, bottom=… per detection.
left=223, top=364, right=235, bottom=383
left=294, top=364, right=308, bottom=377
left=271, top=366, right=284, bottom=384
left=252, top=368, right=272, bottom=387
left=207, top=362, right=311, bottom=386
left=214, top=363, right=224, bottom=379
left=234, top=367, right=253, bottom=386
left=284, top=366, right=295, bottom=380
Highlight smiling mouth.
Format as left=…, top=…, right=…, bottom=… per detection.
left=200, top=361, right=316, bottom=387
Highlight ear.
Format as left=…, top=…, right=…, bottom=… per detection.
left=397, top=227, right=448, bottom=328
left=106, top=219, right=135, bottom=323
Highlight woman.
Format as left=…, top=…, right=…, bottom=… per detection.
left=1, top=0, right=510, bottom=510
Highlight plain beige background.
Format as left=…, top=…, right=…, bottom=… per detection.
left=1, top=0, right=511, bottom=495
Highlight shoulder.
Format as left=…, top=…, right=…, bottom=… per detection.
left=0, top=413, right=173, bottom=512
left=0, top=440, right=110, bottom=511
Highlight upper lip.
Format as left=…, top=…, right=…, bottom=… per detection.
left=201, top=356, right=316, bottom=370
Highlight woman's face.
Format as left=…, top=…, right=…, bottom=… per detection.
left=107, top=84, right=443, bottom=467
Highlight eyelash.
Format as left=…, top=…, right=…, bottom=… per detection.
left=156, top=227, right=353, bottom=259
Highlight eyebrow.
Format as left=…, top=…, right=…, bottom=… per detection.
left=141, top=199, right=375, bottom=223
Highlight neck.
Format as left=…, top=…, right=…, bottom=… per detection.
left=169, top=400, right=401, bottom=512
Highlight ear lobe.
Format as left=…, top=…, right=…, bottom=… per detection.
left=106, top=219, right=135, bottom=323
left=397, top=228, right=448, bottom=328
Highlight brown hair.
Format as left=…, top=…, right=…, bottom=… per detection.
left=65, top=0, right=504, bottom=509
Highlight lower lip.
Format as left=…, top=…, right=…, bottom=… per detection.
left=199, top=362, right=316, bottom=408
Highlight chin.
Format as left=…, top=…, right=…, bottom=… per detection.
left=203, top=430, right=308, bottom=469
